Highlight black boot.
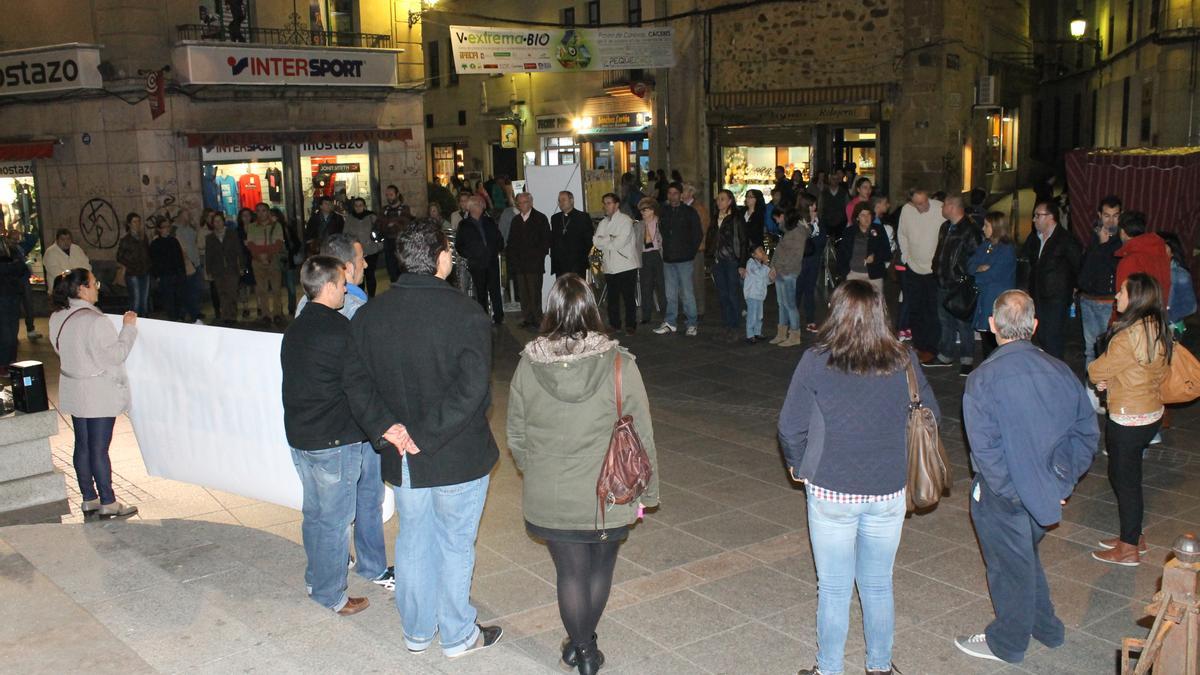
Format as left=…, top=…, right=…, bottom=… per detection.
left=575, top=639, right=602, bottom=675
left=560, top=635, right=605, bottom=672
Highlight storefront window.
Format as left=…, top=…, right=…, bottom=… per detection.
left=196, top=0, right=249, bottom=42
left=431, top=143, right=465, bottom=187
left=987, top=112, right=1017, bottom=172
left=200, top=145, right=286, bottom=222
left=0, top=162, right=41, bottom=281
left=300, top=142, right=373, bottom=216
left=541, top=136, right=577, bottom=166
left=721, top=145, right=810, bottom=202
left=628, top=138, right=650, bottom=176
left=309, top=0, right=356, bottom=44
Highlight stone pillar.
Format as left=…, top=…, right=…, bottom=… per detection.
left=0, top=410, right=66, bottom=519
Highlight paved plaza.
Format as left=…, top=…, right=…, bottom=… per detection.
left=2, top=303, right=1199, bottom=675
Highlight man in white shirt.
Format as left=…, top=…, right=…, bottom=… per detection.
left=593, top=192, right=641, bottom=334
left=897, top=189, right=944, bottom=364
left=42, top=228, right=92, bottom=283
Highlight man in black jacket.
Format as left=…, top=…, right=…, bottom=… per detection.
left=506, top=192, right=551, bottom=327
left=550, top=190, right=593, bottom=277
left=1076, top=195, right=1122, bottom=375
left=1021, top=200, right=1082, bottom=360
left=304, top=197, right=345, bottom=251
left=653, top=182, right=704, bottom=336
left=346, top=218, right=503, bottom=658
left=281, top=255, right=408, bottom=617
left=931, top=196, right=983, bottom=375
left=456, top=195, right=506, bottom=324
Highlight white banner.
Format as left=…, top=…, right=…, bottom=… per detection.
left=0, top=44, right=103, bottom=97
left=173, top=44, right=399, bottom=87
left=450, top=25, right=674, bottom=74
left=110, top=316, right=394, bottom=521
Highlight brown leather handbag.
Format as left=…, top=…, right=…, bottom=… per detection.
left=904, top=358, right=952, bottom=512
left=1160, top=341, right=1200, bottom=404
left=596, top=352, right=653, bottom=532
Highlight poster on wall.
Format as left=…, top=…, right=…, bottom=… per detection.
left=449, top=25, right=674, bottom=74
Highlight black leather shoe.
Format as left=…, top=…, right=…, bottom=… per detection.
left=575, top=639, right=602, bottom=675
left=559, top=635, right=605, bottom=672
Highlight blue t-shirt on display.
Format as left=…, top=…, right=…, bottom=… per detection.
left=202, top=165, right=220, bottom=211
left=216, top=175, right=239, bottom=219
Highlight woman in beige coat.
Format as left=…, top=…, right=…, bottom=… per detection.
left=48, top=268, right=139, bottom=518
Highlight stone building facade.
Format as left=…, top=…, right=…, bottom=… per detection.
left=0, top=0, right=428, bottom=271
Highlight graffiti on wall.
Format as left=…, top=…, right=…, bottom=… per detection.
left=78, top=197, right=121, bottom=249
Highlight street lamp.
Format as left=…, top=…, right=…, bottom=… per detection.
left=1069, top=11, right=1087, bottom=39
left=409, top=0, right=438, bottom=28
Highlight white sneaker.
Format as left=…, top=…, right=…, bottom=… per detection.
left=685, top=326, right=698, bottom=337
left=653, top=323, right=676, bottom=335
left=26, top=329, right=41, bottom=339
left=954, top=633, right=1002, bottom=662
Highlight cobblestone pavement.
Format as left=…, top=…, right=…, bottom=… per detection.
left=2, top=298, right=1199, bottom=674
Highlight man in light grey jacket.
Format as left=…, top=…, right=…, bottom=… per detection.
left=593, top=193, right=641, bottom=334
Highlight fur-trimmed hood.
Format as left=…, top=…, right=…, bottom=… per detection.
left=520, top=333, right=623, bottom=403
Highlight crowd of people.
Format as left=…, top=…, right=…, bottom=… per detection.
left=25, top=163, right=1196, bottom=674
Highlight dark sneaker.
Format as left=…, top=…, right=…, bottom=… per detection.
left=371, top=566, right=395, bottom=592
left=448, top=624, right=503, bottom=659
left=954, top=633, right=1002, bottom=661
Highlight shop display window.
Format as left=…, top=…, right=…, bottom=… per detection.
left=0, top=164, right=41, bottom=282
left=987, top=112, right=1017, bottom=172
left=432, top=143, right=465, bottom=187
left=721, top=145, right=810, bottom=202
left=200, top=145, right=286, bottom=221
left=300, top=142, right=373, bottom=216
left=541, top=136, right=577, bottom=166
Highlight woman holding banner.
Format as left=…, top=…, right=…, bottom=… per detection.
left=48, top=268, right=139, bottom=519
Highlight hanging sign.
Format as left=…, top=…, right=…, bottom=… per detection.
left=173, top=44, right=399, bottom=87
left=146, top=69, right=167, bottom=119
left=0, top=44, right=104, bottom=96
left=450, top=25, right=674, bottom=74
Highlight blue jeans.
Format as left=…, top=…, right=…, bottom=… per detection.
left=393, top=457, right=490, bottom=656
left=1078, top=297, right=1113, bottom=367
left=937, top=287, right=975, bottom=364
left=290, top=442, right=376, bottom=612
left=713, top=258, right=741, bottom=329
left=72, top=416, right=116, bottom=504
left=745, top=298, right=764, bottom=338
left=970, top=476, right=1064, bottom=663
left=662, top=259, right=698, bottom=329
left=807, top=489, right=906, bottom=674
left=126, top=274, right=150, bottom=315
left=775, top=274, right=799, bottom=329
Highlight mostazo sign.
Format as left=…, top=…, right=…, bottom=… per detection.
left=175, top=44, right=398, bottom=87
left=0, top=44, right=103, bottom=96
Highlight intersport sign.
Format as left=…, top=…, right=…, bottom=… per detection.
left=0, top=44, right=103, bottom=96
left=173, top=44, right=399, bottom=87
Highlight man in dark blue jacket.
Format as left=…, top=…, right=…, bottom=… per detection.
left=955, top=289, right=1099, bottom=664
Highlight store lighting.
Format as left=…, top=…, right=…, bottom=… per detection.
left=573, top=117, right=592, bottom=131
left=1069, top=11, right=1087, bottom=39
left=409, top=0, right=438, bottom=27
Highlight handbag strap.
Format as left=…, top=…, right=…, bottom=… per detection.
left=55, top=307, right=97, bottom=351
left=904, top=357, right=921, bottom=407
left=614, top=351, right=623, bottom=419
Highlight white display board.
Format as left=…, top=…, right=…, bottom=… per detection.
left=523, top=164, right=585, bottom=305
left=109, top=316, right=394, bottom=521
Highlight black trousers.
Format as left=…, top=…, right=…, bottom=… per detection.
left=383, top=238, right=401, bottom=282
left=470, top=262, right=504, bottom=322
left=515, top=272, right=543, bottom=325
left=970, top=475, right=1064, bottom=663
left=1105, top=417, right=1162, bottom=545
left=604, top=270, right=638, bottom=329
left=1034, top=299, right=1070, bottom=360
left=363, top=252, right=380, bottom=297
left=905, top=269, right=940, bottom=354
left=0, top=295, right=19, bottom=364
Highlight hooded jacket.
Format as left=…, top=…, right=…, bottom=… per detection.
left=1115, top=233, right=1171, bottom=307
left=507, top=334, right=659, bottom=532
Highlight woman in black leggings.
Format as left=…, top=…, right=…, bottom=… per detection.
left=507, top=274, right=659, bottom=674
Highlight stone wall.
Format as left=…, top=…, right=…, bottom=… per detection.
left=705, top=0, right=904, bottom=93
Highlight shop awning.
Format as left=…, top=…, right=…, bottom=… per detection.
left=185, top=128, right=413, bottom=148
left=0, top=140, right=56, bottom=161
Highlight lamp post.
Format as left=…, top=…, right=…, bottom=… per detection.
left=1065, top=10, right=1102, bottom=63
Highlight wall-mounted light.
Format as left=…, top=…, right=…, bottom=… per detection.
left=1068, top=11, right=1087, bottom=39
left=409, top=0, right=438, bottom=28
left=572, top=117, right=593, bottom=131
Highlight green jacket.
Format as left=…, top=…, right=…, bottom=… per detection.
left=507, top=335, right=659, bottom=532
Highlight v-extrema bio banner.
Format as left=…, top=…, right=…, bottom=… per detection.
left=450, top=25, right=674, bottom=74
left=109, top=316, right=394, bottom=521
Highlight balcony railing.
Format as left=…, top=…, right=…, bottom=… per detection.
left=176, top=23, right=392, bottom=49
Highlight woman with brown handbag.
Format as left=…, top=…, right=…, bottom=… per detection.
left=779, top=280, right=939, bottom=675
left=1088, top=272, right=1171, bottom=566
left=506, top=274, right=659, bottom=675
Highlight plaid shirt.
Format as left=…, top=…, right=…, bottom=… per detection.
left=807, top=483, right=906, bottom=504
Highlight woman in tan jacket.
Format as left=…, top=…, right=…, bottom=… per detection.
left=48, top=268, right=139, bottom=519
left=1087, top=273, right=1171, bottom=566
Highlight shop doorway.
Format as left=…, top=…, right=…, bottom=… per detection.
left=491, top=145, right=518, bottom=183
left=832, top=127, right=879, bottom=183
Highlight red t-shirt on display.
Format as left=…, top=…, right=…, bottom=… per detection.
left=238, top=173, right=264, bottom=209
